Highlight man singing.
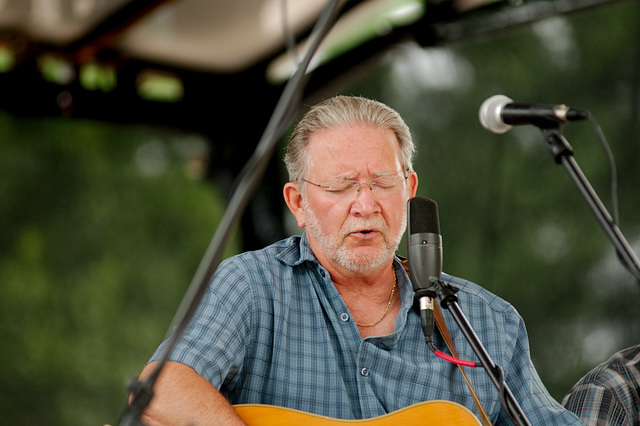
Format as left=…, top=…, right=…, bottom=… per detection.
left=135, top=96, right=581, bottom=425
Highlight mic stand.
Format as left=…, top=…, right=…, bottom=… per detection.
left=541, top=127, right=640, bottom=283
left=434, top=280, right=532, bottom=426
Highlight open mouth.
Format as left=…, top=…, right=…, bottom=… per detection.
left=351, top=229, right=378, bottom=238
left=343, top=221, right=386, bottom=239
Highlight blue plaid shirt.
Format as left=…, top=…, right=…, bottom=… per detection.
left=150, top=233, right=580, bottom=424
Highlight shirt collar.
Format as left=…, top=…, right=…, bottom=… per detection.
left=277, top=232, right=415, bottom=301
left=277, top=232, right=316, bottom=267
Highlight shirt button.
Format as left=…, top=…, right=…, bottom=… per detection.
left=360, top=367, right=370, bottom=377
left=340, top=312, right=349, bottom=322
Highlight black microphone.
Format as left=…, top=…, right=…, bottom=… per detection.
left=407, top=197, right=442, bottom=347
left=479, top=94, right=589, bottom=134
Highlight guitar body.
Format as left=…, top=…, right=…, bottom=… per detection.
left=234, top=400, right=482, bottom=425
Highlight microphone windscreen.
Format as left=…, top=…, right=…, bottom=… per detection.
left=409, top=197, right=440, bottom=235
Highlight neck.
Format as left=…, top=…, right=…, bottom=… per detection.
left=332, top=264, right=400, bottom=338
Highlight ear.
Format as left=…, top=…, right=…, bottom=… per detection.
left=283, top=182, right=306, bottom=228
left=407, top=171, right=419, bottom=198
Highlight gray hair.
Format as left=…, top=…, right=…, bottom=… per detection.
left=283, top=96, right=415, bottom=183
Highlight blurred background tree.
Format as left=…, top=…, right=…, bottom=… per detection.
left=0, top=0, right=638, bottom=424
left=0, top=116, right=241, bottom=423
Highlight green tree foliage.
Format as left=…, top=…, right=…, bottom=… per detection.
left=0, top=115, right=239, bottom=424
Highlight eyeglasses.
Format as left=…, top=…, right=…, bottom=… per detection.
left=301, top=174, right=408, bottom=198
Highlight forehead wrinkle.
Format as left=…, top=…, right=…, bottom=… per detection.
left=313, top=144, right=398, bottom=181
left=307, top=125, right=402, bottom=181
left=325, top=170, right=399, bottom=184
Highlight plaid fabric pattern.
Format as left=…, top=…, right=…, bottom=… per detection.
left=563, top=345, right=640, bottom=425
left=150, top=233, right=580, bottom=424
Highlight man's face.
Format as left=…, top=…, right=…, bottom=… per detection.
left=297, top=124, right=417, bottom=273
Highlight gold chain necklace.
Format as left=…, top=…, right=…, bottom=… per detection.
left=355, top=268, right=397, bottom=327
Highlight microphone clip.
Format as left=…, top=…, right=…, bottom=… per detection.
left=433, top=280, right=459, bottom=309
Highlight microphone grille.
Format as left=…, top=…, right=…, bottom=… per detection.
left=479, top=94, right=513, bottom=134
left=409, top=197, right=440, bottom=235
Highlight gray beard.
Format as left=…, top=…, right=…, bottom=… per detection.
left=302, top=201, right=405, bottom=272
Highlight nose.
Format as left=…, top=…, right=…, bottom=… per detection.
left=350, top=184, right=380, bottom=216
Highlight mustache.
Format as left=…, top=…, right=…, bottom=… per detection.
left=340, top=219, right=389, bottom=239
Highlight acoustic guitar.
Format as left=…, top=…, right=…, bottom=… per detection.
left=234, top=400, right=482, bottom=425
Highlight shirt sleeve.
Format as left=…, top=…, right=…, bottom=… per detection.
left=496, top=312, right=582, bottom=425
left=147, top=256, right=253, bottom=391
left=452, top=278, right=582, bottom=425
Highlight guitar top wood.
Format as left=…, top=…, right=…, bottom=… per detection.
left=234, top=400, right=482, bottom=425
